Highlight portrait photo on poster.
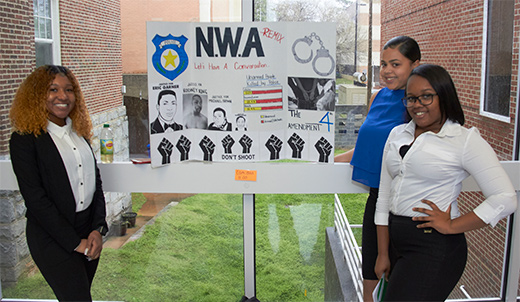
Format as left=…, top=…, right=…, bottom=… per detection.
left=287, top=77, right=336, bottom=111
left=183, top=93, right=209, bottom=130
left=208, top=106, right=233, bottom=131
left=235, top=114, right=248, bottom=131
left=150, top=83, right=184, bottom=134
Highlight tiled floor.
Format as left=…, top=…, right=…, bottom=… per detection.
left=103, top=193, right=194, bottom=249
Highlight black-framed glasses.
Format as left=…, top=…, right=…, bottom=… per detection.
left=401, top=94, right=437, bottom=107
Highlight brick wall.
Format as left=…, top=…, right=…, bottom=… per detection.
left=59, top=0, right=123, bottom=114
left=0, top=1, right=35, bottom=285
left=0, top=0, right=34, bottom=158
left=382, top=0, right=518, bottom=298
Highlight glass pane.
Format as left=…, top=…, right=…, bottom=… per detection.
left=45, top=18, right=52, bottom=39
left=2, top=193, right=245, bottom=300
left=255, top=194, right=334, bottom=300
left=5, top=1, right=270, bottom=301
left=483, top=0, right=514, bottom=117
left=35, top=41, right=53, bottom=67
left=38, top=0, right=45, bottom=17
left=44, top=0, right=51, bottom=18
left=258, top=0, right=364, bottom=154
left=254, top=1, right=357, bottom=298
left=33, top=0, right=38, bottom=15
left=34, top=16, right=40, bottom=38
left=38, top=17, right=46, bottom=39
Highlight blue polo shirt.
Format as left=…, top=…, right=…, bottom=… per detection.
left=350, top=87, right=408, bottom=188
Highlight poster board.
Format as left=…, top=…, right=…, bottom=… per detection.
left=147, top=22, right=336, bottom=167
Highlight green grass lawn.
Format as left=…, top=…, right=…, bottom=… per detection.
left=3, top=193, right=366, bottom=302
left=131, top=192, right=147, bottom=213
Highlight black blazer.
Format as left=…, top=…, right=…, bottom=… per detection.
left=9, top=132, right=108, bottom=267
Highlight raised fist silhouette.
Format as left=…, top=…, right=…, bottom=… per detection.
left=239, top=134, right=253, bottom=153
left=265, top=134, right=282, bottom=160
left=288, top=132, right=305, bottom=159
left=158, top=137, right=173, bottom=164
left=199, top=136, right=215, bottom=161
left=314, top=137, right=332, bottom=163
left=176, top=135, right=191, bottom=161
left=221, top=134, right=235, bottom=154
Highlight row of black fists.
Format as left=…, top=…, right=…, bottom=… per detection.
left=157, top=134, right=331, bottom=164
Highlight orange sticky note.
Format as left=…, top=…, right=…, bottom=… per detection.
left=235, top=169, right=257, bottom=181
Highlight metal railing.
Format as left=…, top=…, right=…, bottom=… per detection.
left=334, top=193, right=363, bottom=302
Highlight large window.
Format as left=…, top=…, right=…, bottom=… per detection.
left=34, top=0, right=60, bottom=66
left=480, top=0, right=514, bottom=122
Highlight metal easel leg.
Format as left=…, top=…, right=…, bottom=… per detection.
left=241, top=193, right=259, bottom=302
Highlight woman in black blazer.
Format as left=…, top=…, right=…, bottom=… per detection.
left=9, top=65, right=108, bottom=301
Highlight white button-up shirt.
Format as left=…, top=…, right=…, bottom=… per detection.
left=375, top=120, right=516, bottom=227
left=47, top=118, right=96, bottom=212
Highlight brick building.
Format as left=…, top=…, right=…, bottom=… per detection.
left=381, top=0, right=519, bottom=299
left=0, top=0, right=130, bottom=285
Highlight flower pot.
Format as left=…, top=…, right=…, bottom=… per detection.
left=122, top=212, right=137, bottom=228
left=112, top=221, right=128, bottom=236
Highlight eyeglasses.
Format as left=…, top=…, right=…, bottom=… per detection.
left=401, top=94, right=437, bottom=107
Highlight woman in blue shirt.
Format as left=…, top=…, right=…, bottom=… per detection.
left=335, top=36, right=421, bottom=301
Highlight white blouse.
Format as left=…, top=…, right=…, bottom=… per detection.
left=47, top=118, right=96, bottom=212
left=375, top=120, right=517, bottom=227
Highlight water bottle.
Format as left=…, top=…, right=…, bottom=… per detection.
left=100, top=124, right=114, bottom=163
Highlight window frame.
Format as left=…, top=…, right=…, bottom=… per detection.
left=479, top=0, right=513, bottom=123
left=34, top=0, right=61, bottom=66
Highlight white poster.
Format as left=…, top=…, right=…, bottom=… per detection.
left=147, top=22, right=336, bottom=167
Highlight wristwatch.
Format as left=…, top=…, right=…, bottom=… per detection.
left=95, top=226, right=107, bottom=236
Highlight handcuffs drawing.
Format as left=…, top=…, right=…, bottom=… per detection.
left=292, top=32, right=335, bottom=77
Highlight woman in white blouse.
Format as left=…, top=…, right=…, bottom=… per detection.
left=9, top=65, right=108, bottom=301
left=374, top=64, right=517, bottom=301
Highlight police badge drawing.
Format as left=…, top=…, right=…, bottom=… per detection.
left=152, top=34, right=189, bottom=81
left=147, top=22, right=336, bottom=167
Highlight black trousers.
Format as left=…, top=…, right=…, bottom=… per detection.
left=385, top=213, right=467, bottom=301
left=362, top=187, right=379, bottom=280
left=28, top=209, right=99, bottom=302
left=40, top=252, right=99, bottom=301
